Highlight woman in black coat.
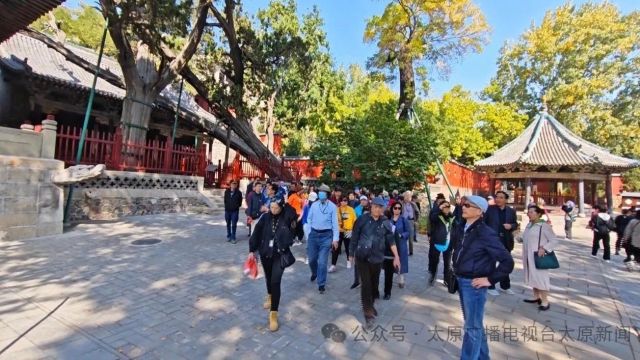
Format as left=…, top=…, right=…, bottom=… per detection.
left=248, top=195, right=296, bottom=332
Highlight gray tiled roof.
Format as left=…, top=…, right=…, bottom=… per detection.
left=0, top=32, right=213, bottom=120
left=0, top=32, right=258, bottom=155
left=0, top=33, right=125, bottom=98
left=475, top=111, right=639, bottom=172
left=0, top=1, right=64, bottom=42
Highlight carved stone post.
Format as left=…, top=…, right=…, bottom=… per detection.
left=41, top=115, right=57, bottom=159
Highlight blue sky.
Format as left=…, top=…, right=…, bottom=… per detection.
left=65, top=0, right=639, bottom=99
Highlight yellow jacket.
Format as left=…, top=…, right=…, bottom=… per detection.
left=338, top=205, right=357, bottom=232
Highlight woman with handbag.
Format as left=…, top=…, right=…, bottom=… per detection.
left=248, top=195, right=296, bottom=332
left=522, top=205, right=559, bottom=311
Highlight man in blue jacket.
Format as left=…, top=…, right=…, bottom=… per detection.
left=452, top=195, right=514, bottom=360
left=224, top=180, right=243, bottom=244
left=483, top=191, right=518, bottom=296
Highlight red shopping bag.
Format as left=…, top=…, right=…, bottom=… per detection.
left=243, top=254, right=259, bottom=279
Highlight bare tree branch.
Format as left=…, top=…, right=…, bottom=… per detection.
left=21, top=28, right=124, bottom=88
left=156, top=0, right=212, bottom=90
left=99, top=0, right=138, bottom=86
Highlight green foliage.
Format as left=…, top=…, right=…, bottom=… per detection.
left=194, top=0, right=339, bottom=138
left=484, top=1, right=640, bottom=165
left=364, top=0, right=489, bottom=115
left=417, top=86, right=526, bottom=164
left=623, top=168, right=640, bottom=192
left=311, top=72, right=437, bottom=191
left=32, top=5, right=117, bottom=55
left=105, top=0, right=195, bottom=54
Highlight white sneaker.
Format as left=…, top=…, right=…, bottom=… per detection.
left=346, top=261, right=352, bottom=269
left=503, top=289, right=515, bottom=295
left=304, top=258, right=309, bottom=265
left=328, top=265, right=336, bottom=273
left=487, top=289, right=500, bottom=296
left=605, top=260, right=610, bottom=263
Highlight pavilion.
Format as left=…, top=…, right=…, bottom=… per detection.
left=475, top=109, right=639, bottom=216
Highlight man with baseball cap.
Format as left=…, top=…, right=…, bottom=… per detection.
left=451, top=195, right=514, bottom=359
left=307, top=184, right=340, bottom=294
left=349, top=197, right=400, bottom=329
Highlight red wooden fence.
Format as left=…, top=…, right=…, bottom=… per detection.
left=56, top=125, right=206, bottom=176
left=204, top=154, right=302, bottom=188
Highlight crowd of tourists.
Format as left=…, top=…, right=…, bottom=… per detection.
left=222, top=177, right=640, bottom=360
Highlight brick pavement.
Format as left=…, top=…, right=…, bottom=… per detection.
left=0, top=212, right=639, bottom=359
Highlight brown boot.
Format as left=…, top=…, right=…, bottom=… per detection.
left=263, top=294, right=271, bottom=310
left=269, top=311, right=279, bottom=332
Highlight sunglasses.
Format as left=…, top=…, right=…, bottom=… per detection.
left=393, top=207, right=402, bottom=210
left=462, top=203, right=478, bottom=209
left=442, top=205, right=451, bottom=209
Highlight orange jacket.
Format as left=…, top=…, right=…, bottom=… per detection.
left=288, top=193, right=305, bottom=216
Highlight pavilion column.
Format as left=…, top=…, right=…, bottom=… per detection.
left=525, top=177, right=532, bottom=210
left=605, top=174, right=614, bottom=214
left=591, top=183, right=597, bottom=207
left=578, top=178, right=585, bottom=217
left=490, top=178, right=496, bottom=195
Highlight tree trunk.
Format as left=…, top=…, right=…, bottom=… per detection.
left=265, top=90, right=277, bottom=153
left=120, top=44, right=159, bottom=164
left=224, top=125, right=231, bottom=166
left=398, top=60, right=415, bottom=121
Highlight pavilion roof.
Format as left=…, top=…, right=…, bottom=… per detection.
left=0, top=1, right=64, bottom=43
left=475, top=110, right=639, bottom=173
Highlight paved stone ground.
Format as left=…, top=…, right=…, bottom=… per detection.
left=1, top=211, right=639, bottom=360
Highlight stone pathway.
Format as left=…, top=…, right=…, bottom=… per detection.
left=0, top=212, right=639, bottom=359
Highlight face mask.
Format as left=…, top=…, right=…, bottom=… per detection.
left=318, top=192, right=328, bottom=201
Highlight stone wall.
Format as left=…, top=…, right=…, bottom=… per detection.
left=0, top=155, right=64, bottom=241
left=67, top=171, right=215, bottom=221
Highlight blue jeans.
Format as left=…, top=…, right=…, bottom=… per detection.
left=307, top=230, right=332, bottom=287
left=457, top=277, right=490, bottom=360
left=225, top=210, right=239, bottom=240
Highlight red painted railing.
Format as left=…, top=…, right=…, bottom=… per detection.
left=56, top=125, right=206, bottom=176
left=205, top=154, right=302, bottom=188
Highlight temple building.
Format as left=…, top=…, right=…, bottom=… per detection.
left=475, top=109, right=639, bottom=215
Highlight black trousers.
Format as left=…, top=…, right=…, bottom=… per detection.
left=427, top=240, right=452, bottom=280
left=616, top=232, right=625, bottom=253
left=592, top=232, right=611, bottom=260
left=357, top=260, right=381, bottom=318
left=353, top=263, right=359, bottom=285
left=331, top=232, right=351, bottom=265
left=262, top=253, right=284, bottom=311
left=383, top=259, right=397, bottom=296
left=295, top=220, right=304, bottom=241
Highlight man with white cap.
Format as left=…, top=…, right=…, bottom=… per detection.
left=451, top=195, right=514, bottom=360
left=307, top=184, right=340, bottom=294
left=354, top=195, right=369, bottom=218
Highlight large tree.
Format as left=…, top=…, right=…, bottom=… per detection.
left=98, top=0, right=211, bottom=150
left=418, top=86, right=526, bottom=164
left=187, top=0, right=312, bottom=177
left=484, top=2, right=640, bottom=162
left=364, top=0, right=489, bottom=120
left=251, top=0, right=336, bottom=153
left=311, top=69, right=436, bottom=190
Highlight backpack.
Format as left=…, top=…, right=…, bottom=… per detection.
left=596, top=217, right=615, bottom=233
left=355, top=215, right=393, bottom=262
